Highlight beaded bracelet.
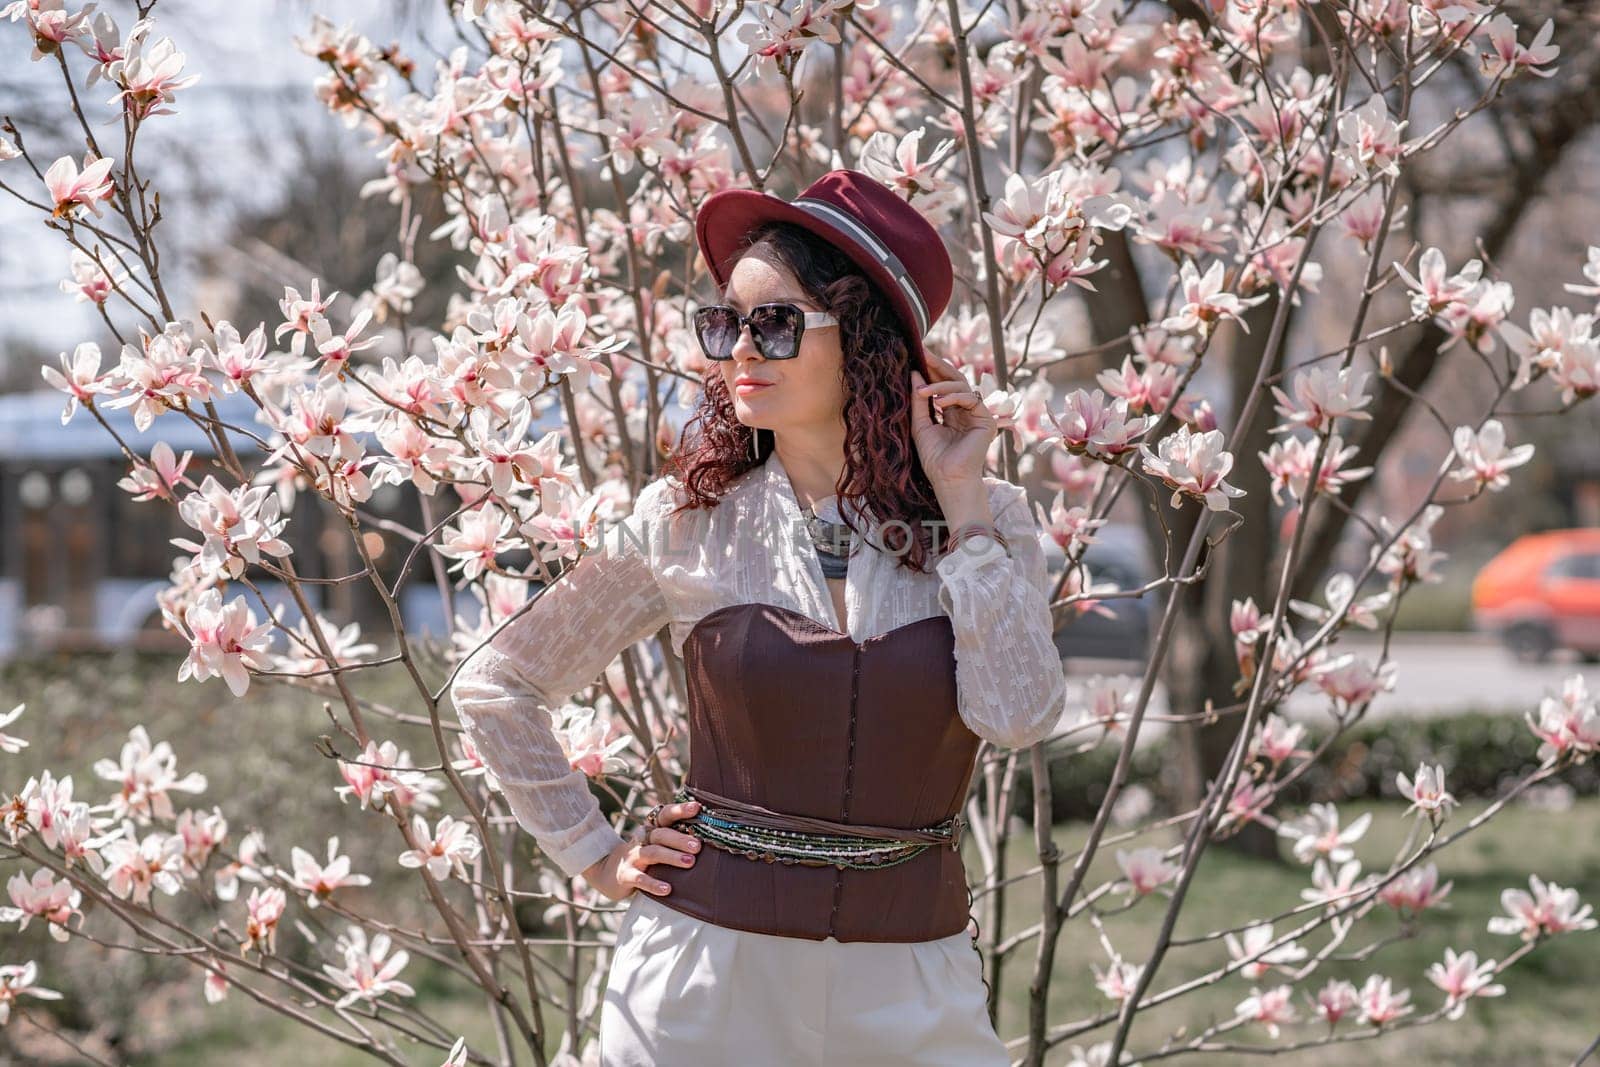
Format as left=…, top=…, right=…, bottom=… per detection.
left=944, top=521, right=1011, bottom=559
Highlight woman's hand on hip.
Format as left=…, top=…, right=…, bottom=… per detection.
left=582, top=800, right=702, bottom=902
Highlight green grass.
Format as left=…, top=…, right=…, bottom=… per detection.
left=987, top=797, right=1600, bottom=1065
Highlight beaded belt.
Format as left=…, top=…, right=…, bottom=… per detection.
left=671, top=785, right=965, bottom=871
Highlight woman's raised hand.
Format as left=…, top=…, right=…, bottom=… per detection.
left=583, top=800, right=703, bottom=902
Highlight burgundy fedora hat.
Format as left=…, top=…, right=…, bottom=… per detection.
left=693, top=169, right=954, bottom=369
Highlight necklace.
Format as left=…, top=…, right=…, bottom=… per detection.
left=799, top=499, right=858, bottom=579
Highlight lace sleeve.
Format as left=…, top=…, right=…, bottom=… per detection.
left=934, top=478, right=1067, bottom=749
left=448, top=479, right=675, bottom=879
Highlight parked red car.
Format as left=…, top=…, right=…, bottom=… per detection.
left=1471, top=529, right=1600, bottom=663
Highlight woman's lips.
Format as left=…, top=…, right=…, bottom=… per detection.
left=734, top=380, right=773, bottom=394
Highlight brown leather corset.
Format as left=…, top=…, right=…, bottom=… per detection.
left=649, top=601, right=982, bottom=943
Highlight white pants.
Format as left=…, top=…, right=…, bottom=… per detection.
left=598, top=890, right=1010, bottom=1065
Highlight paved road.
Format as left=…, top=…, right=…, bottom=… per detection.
left=1057, top=632, right=1587, bottom=739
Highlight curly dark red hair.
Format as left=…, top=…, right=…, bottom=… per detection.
left=662, top=220, right=947, bottom=573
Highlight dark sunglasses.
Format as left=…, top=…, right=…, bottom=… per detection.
left=691, top=302, right=839, bottom=361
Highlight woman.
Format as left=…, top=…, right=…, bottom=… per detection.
left=449, top=170, right=1066, bottom=1065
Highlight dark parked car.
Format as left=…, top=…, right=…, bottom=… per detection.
left=1044, top=524, right=1153, bottom=665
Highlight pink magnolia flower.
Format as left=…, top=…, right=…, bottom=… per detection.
left=1438, top=279, right=1515, bottom=354
left=322, top=926, right=414, bottom=1008
left=103, top=323, right=216, bottom=432
left=1271, top=365, right=1373, bottom=433
left=1140, top=425, right=1247, bottom=511
left=441, top=1037, right=469, bottom=1067
left=1372, top=504, right=1448, bottom=587
left=173, top=474, right=295, bottom=579
left=1564, top=245, right=1600, bottom=301
left=1339, top=185, right=1403, bottom=247
left=0, top=869, right=83, bottom=942
left=1288, top=572, right=1390, bottom=630
left=100, top=828, right=185, bottom=905
left=1049, top=388, right=1157, bottom=460
left=1500, top=306, right=1593, bottom=391
left=0, top=961, right=63, bottom=1025
left=1426, top=948, right=1506, bottom=1020
left=734, top=0, right=842, bottom=80
left=117, top=440, right=195, bottom=503
left=203, top=962, right=229, bottom=1004
left=1551, top=338, right=1600, bottom=406
left=1097, top=356, right=1180, bottom=417
left=398, top=814, right=482, bottom=882
left=1356, top=974, right=1412, bottom=1026
left=373, top=418, right=455, bottom=495
left=43, top=152, right=116, bottom=218
left=273, top=613, right=377, bottom=678
left=17, top=767, right=72, bottom=851
left=276, top=280, right=339, bottom=358
left=365, top=252, right=425, bottom=322
left=1259, top=432, right=1373, bottom=505
left=1136, top=187, right=1230, bottom=259
left=174, top=805, right=228, bottom=880
left=1301, top=857, right=1366, bottom=908
left=1250, top=715, right=1311, bottom=767
left=859, top=127, right=963, bottom=224
left=461, top=402, right=547, bottom=498
left=3, top=0, right=95, bottom=60
left=1313, top=653, right=1397, bottom=714
left=245, top=885, right=287, bottom=955
left=213, top=828, right=268, bottom=902
left=1525, top=674, right=1600, bottom=762
left=1378, top=861, right=1453, bottom=915
left=519, top=484, right=610, bottom=564
left=290, top=836, right=372, bottom=906
left=1081, top=674, right=1135, bottom=735
left=59, top=245, right=134, bottom=304
left=1160, top=259, right=1269, bottom=335
left=1040, top=493, right=1107, bottom=557
left=92, top=725, right=208, bottom=825
left=1478, top=14, right=1559, bottom=81
left=554, top=706, right=633, bottom=778
left=310, top=308, right=379, bottom=377
left=1392, top=247, right=1482, bottom=317
left=450, top=733, right=502, bottom=793
left=1277, top=803, right=1371, bottom=865
left=1336, top=94, right=1408, bottom=177
left=1115, top=847, right=1179, bottom=897
left=1448, top=420, right=1534, bottom=493
left=593, top=95, right=678, bottom=177
left=174, top=590, right=275, bottom=697
left=76, top=10, right=146, bottom=85
left=1092, top=957, right=1142, bottom=1001
left=439, top=503, right=515, bottom=582
left=335, top=739, right=442, bottom=814
left=1486, top=874, right=1597, bottom=941
left=509, top=302, right=620, bottom=394
left=1225, top=923, right=1308, bottom=981
left=1307, top=977, right=1358, bottom=1026
left=0, top=703, right=25, bottom=754
left=206, top=322, right=275, bottom=392
left=39, top=341, right=114, bottom=424
left=1222, top=776, right=1272, bottom=828
left=1396, top=762, right=1456, bottom=820
left=106, top=33, right=199, bottom=119
left=1236, top=984, right=1297, bottom=1037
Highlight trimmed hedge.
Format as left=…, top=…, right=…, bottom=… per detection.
left=1012, top=710, right=1599, bottom=824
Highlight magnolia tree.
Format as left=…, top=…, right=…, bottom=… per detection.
left=1, top=0, right=1598, bottom=1064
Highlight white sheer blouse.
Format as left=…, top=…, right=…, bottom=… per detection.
left=448, top=451, right=1067, bottom=880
